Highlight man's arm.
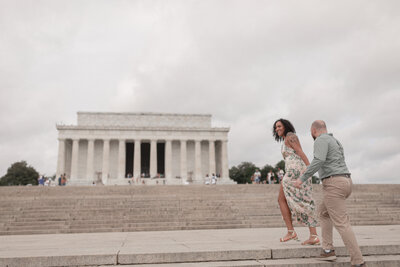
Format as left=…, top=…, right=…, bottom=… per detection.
left=299, top=157, right=325, bottom=182
left=294, top=136, right=329, bottom=188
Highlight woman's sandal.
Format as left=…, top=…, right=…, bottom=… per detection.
left=280, top=230, right=298, bottom=242
left=301, top=234, right=320, bottom=245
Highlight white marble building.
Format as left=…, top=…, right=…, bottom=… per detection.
left=56, top=112, right=233, bottom=185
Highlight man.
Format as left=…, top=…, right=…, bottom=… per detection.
left=294, top=120, right=365, bottom=267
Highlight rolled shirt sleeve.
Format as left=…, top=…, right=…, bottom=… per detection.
left=299, top=137, right=329, bottom=182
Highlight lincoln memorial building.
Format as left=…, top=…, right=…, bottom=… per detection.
left=56, top=112, right=234, bottom=185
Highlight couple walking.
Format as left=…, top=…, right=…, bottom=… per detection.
left=273, top=119, right=365, bottom=267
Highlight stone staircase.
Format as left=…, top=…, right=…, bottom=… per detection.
left=0, top=184, right=399, bottom=236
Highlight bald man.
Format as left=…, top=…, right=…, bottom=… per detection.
left=293, top=120, right=365, bottom=267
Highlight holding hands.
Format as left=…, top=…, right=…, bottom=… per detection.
left=293, top=179, right=303, bottom=189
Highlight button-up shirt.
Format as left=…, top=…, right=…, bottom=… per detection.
left=300, top=133, right=350, bottom=182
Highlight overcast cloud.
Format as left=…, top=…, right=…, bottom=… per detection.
left=1, top=0, right=399, bottom=183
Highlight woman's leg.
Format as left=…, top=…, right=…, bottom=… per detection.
left=301, top=226, right=320, bottom=245
left=309, top=227, right=317, bottom=236
left=278, top=182, right=293, bottom=228
left=278, top=183, right=296, bottom=241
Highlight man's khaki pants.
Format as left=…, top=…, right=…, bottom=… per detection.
left=319, top=176, right=364, bottom=265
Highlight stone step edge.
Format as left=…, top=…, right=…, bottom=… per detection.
left=120, top=255, right=400, bottom=267
left=118, top=244, right=400, bottom=265
left=1, top=244, right=399, bottom=267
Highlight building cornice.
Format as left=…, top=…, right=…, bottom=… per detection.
left=77, top=111, right=212, bottom=117
left=56, top=125, right=230, bottom=132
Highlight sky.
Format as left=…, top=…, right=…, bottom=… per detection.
left=0, top=0, right=399, bottom=183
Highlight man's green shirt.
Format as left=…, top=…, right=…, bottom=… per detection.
left=300, top=133, right=350, bottom=182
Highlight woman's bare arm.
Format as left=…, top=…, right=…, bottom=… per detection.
left=285, top=132, right=310, bottom=166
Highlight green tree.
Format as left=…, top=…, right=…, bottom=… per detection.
left=0, top=161, right=39, bottom=186
left=311, top=175, right=320, bottom=184
left=229, top=162, right=257, bottom=184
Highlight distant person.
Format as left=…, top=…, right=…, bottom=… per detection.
left=38, top=175, right=45, bottom=186
left=273, top=118, right=319, bottom=245
left=205, top=174, right=210, bottom=185
left=211, top=173, right=217, bottom=185
left=267, top=170, right=273, bottom=184
left=277, top=168, right=285, bottom=183
left=254, top=169, right=261, bottom=184
left=294, top=120, right=365, bottom=266
left=58, top=175, right=62, bottom=186
left=271, top=172, right=276, bottom=184
left=61, top=175, right=67, bottom=186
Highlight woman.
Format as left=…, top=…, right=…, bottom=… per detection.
left=273, top=118, right=319, bottom=245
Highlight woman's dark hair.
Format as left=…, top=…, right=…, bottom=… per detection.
left=272, top=118, right=296, bottom=142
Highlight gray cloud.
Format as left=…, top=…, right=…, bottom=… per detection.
left=1, top=0, right=399, bottom=183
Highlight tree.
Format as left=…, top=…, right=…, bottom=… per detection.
left=311, top=175, right=320, bottom=184
left=0, top=161, right=39, bottom=186
left=229, top=162, right=257, bottom=184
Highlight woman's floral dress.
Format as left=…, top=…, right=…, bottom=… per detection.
left=281, top=143, right=318, bottom=227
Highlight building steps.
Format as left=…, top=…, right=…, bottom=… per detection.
left=0, top=184, right=399, bottom=235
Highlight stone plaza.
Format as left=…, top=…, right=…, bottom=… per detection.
left=56, top=112, right=233, bottom=185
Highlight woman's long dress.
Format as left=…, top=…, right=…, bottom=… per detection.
left=281, top=143, right=318, bottom=227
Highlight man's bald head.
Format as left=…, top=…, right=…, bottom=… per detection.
left=311, top=120, right=327, bottom=131
left=310, top=120, right=327, bottom=140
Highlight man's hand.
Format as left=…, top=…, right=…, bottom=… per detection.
left=293, top=179, right=303, bottom=189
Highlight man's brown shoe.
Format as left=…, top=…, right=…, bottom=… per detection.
left=318, top=249, right=337, bottom=261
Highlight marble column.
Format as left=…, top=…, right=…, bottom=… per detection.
left=102, top=139, right=110, bottom=184
left=150, top=140, right=157, bottom=178
left=118, top=139, right=126, bottom=180
left=165, top=140, right=172, bottom=182
left=180, top=140, right=187, bottom=181
left=194, top=140, right=202, bottom=181
left=209, top=140, right=216, bottom=176
left=56, top=138, right=65, bottom=180
left=221, top=140, right=229, bottom=179
left=86, top=139, right=95, bottom=182
left=70, top=139, right=79, bottom=181
left=133, top=140, right=141, bottom=178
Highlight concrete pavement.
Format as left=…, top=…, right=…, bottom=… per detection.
left=1, top=225, right=400, bottom=267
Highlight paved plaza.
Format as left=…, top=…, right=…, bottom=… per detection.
left=1, top=225, right=400, bottom=267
